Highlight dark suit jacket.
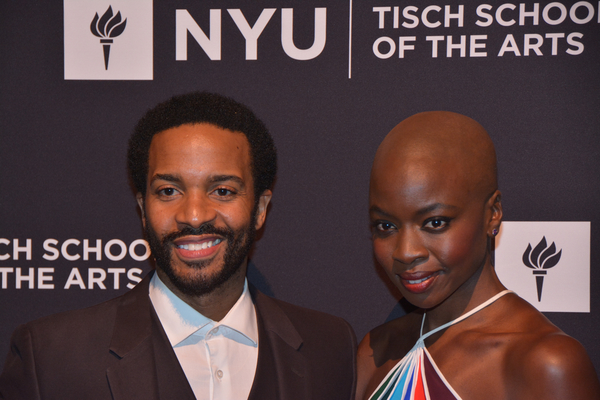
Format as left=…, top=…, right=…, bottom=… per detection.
left=0, top=273, right=356, bottom=400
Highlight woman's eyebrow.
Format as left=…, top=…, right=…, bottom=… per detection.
left=415, top=203, right=458, bottom=216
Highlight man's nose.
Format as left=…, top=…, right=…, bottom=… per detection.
left=392, top=228, right=428, bottom=266
left=175, top=192, right=218, bottom=229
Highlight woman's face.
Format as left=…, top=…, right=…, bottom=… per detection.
left=369, top=158, right=499, bottom=310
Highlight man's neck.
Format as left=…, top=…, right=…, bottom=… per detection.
left=156, top=267, right=247, bottom=322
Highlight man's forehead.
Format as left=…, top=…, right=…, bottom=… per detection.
left=147, top=123, right=252, bottom=176
left=150, top=124, right=248, bottom=154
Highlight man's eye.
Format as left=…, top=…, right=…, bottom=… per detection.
left=424, top=218, right=449, bottom=230
left=158, top=188, right=177, bottom=196
left=214, top=188, right=234, bottom=196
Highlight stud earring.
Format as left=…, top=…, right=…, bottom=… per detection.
left=492, top=228, right=498, bottom=236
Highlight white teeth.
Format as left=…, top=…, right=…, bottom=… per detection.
left=407, top=276, right=430, bottom=284
left=178, top=238, right=222, bottom=250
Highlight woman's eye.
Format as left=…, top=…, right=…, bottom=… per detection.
left=424, top=218, right=449, bottom=230
left=374, top=222, right=395, bottom=232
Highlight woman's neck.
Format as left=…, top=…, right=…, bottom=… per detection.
left=422, top=263, right=506, bottom=334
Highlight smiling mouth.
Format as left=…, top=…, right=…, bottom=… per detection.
left=406, top=276, right=431, bottom=285
left=176, top=238, right=222, bottom=251
left=399, top=271, right=439, bottom=294
left=173, top=236, right=225, bottom=262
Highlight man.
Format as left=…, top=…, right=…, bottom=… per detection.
left=0, top=92, right=356, bottom=400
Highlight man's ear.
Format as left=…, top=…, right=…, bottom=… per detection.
left=254, top=189, right=273, bottom=230
left=136, top=193, right=146, bottom=229
left=486, top=190, right=503, bottom=237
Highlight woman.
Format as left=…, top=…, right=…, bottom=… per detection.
left=356, top=111, right=600, bottom=400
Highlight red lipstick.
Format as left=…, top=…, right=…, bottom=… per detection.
left=399, top=271, right=439, bottom=294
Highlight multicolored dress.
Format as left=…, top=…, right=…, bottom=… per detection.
left=368, top=290, right=513, bottom=400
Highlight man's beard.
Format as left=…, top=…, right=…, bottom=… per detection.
left=144, top=213, right=257, bottom=297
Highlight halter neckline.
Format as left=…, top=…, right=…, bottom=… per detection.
left=419, top=290, right=513, bottom=340
left=368, top=290, right=515, bottom=400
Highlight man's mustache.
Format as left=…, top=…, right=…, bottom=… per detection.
left=159, top=223, right=234, bottom=245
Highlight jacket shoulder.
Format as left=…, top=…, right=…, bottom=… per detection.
left=19, top=276, right=148, bottom=342
left=0, top=278, right=152, bottom=400
left=253, top=287, right=356, bottom=342
left=251, top=288, right=357, bottom=400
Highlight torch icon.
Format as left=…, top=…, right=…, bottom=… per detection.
left=522, top=236, right=561, bottom=302
left=90, top=6, right=127, bottom=70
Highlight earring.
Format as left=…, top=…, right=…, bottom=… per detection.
left=492, top=228, right=498, bottom=236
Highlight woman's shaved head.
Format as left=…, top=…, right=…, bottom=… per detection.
left=372, top=111, right=497, bottom=203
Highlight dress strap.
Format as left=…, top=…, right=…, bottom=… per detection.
left=420, top=290, right=513, bottom=339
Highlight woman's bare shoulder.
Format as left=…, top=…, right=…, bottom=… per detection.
left=504, top=330, right=600, bottom=399
left=501, top=295, right=600, bottom=399
left=356, top=312, right=422, bottom=400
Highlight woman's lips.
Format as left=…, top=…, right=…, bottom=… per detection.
left=173, top=237, right=224, bottom=260
left=399, top=271, right=440, bottom=294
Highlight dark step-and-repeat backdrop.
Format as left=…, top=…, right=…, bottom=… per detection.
left=1, top=0, right=599, bottom=374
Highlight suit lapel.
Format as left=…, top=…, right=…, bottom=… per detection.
left=106, top=272, right=195, bottom=400
left=106, top=276, right=308, bottom=399
left=151, top=308, right=197, bottom=400
left=248, top=286, right=308, bottom=400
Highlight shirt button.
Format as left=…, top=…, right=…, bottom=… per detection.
left=213, top=326, right=219, bottom=334
left=216, top=369, right=224, bottom=379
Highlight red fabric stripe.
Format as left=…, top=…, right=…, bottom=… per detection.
left=422, top=351, right=459, bottom=399
left=414, top=357, right=426, bottom=400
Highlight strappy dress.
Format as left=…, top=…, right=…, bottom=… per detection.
left=368, top=290, right=513, bottom=400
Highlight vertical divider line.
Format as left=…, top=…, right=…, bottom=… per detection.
left=348, top=0, right=353, bottom=79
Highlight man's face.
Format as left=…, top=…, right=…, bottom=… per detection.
left=138, top=123, right=271, bottom=297
left=369, top=156, right=496, bottom=310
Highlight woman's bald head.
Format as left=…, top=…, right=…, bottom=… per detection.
left=371, top=111, right=498, bottom=202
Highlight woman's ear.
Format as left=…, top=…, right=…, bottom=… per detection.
left=487, top=190, right=503, bottom=237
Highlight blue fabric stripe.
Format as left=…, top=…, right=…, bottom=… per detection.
left=402, top=371, right=414, bottom=400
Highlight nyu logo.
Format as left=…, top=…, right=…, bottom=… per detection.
left=176, top=8, right=327, bottom=61
left=90, top=6, right=128, bottom=70
left=64, top=0, right=152, bottom=80
left=522, top=236, right=562, bottom=301
left=65, top=2, right=328, bottom=80
left=495, top=221, right=590, bottom=312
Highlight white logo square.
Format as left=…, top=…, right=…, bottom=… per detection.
left=64, top=0, right=153, bottom=80
left=495, top=221, right=590, bottom=313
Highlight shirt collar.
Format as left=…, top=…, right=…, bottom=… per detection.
left=149, top=272, right=258, bottom=347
